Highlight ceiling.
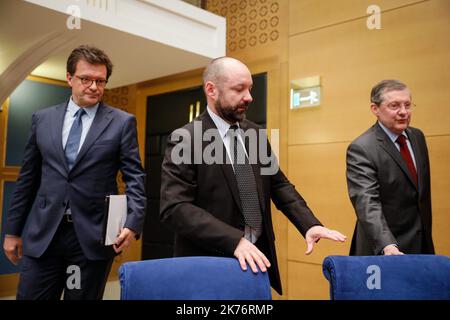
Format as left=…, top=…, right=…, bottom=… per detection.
left=0, top=0, right=224, bottom=88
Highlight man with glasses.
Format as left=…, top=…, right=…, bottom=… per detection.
left=3, top=45, right=146, bottom=299
left=346, top=79, right=435, bottom=255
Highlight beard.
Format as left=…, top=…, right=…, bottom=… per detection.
left=215, top=97, right=249, bottom=124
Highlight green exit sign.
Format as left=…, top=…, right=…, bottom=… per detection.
left=291, top=86, right=321, bottom=109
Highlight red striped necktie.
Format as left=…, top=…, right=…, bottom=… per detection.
left=396, top=135, right=418, bottom=186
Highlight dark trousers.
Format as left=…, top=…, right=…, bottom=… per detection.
left=16, top=217, right=113, bottom=300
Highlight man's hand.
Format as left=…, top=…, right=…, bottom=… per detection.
left=233, top=238, right=271, bottom=273
left=305, top=226, right=347, bottom=255
left=3, top=235, right=22, bottom=265
left=383, top=244, right=404, bottom=255
left=113, top=228, right=136, bottom=253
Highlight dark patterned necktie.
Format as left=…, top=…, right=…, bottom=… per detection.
left=396, top=134, right=418, bottom=186
left=229, top=125, right=262, bottom=233
left=65, top=108, right=85, bottom=170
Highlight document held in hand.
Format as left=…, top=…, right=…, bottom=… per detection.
left=103, top=195, right=127, bottom=246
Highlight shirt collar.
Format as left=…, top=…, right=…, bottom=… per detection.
left=378, top=121, right=408, bottom=143
left=207, top=106, right=239, bottom=139
left=67, top=97, right=99, bottom=119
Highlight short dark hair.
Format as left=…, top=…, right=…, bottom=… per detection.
left=66, top=45, right=113, bottom=79
left=370, top=79, right=408, bottom=105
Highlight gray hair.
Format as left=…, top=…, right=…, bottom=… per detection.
left=371, top=79, right=408, bottom=105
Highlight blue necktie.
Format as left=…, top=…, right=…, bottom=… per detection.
left=65, top=108, right=85, bottom=170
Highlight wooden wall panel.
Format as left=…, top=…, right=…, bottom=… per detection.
left=289, top=0, right=423, bottom=35
left=287, top=261, right=329, bottom=299
left=103, top=84, right=137, bottom=115
left=288, top=0, right=450, bottom=145
left=427, top=136, right=450, bottom=257
left=287, top=143, right=354, bottom=264
left=207, top=0, right=289, bottom=62
left=270, top=61, right=289, bottom=300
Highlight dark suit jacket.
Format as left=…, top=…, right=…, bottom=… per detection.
left=5, top=101, right=146, bottom=260
left=346, top=123, right=434, bottom=255
left=160, top=111, right=322, bottom=294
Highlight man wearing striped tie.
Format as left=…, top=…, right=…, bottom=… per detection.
left=160, top=57, right=347, bottom=295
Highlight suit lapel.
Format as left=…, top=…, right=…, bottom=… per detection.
left=375, top=124, right=418, bottom=189
left=70, top=103, right=113, bottom=172
left=51, top=102, right=70, bottom=174
left=201, top=111, right=243, bottom=213
left=406, top=127, right=423, bottom=192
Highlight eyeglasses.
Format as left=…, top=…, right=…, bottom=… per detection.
left=381, top=101, right=415, bottom=111
left=75, top=76, right=108, bottom=88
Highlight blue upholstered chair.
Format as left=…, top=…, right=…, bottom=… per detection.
left=322, top=255, right=450, bottom=300
left=119, top=256, right=272, bottom=300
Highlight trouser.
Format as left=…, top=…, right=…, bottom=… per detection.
left=16, top=216, right=113, bottom=300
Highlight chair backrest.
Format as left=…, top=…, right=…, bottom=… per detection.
left=322, top=255, right=450, bottom=300
left=119, top=256, right=272, bottom=300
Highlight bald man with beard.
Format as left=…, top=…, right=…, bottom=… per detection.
left=160, top=57, right=346, bottom=295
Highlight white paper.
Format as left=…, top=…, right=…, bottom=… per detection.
left=104, top=195, right=127, bottom=246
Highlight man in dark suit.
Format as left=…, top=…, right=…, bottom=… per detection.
left=2, top=45, right=146, bottom=299
left=160, top=57, right=346, bottom=294
left=347, top=79, right=435, bottom=256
